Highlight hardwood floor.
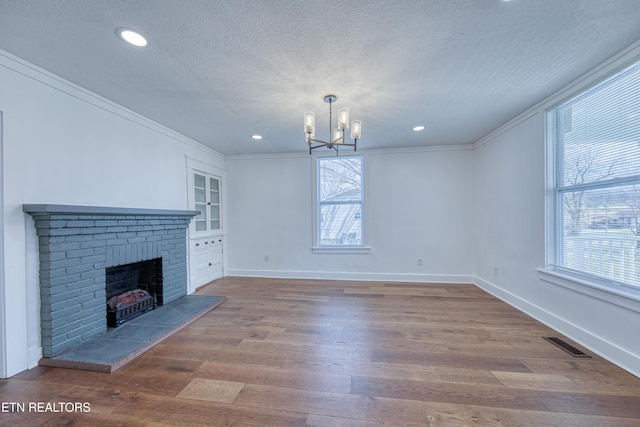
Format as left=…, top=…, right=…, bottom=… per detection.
left=2, top=277, right=640, bottom=426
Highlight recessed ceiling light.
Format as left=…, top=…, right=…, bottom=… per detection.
left=117, top=28, right=147, bottom=47
left=413, top=126, right=425, bottom=131
left=251, top=135, right=263, bottom=140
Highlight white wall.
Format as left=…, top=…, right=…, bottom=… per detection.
left=0, top=51, right=225, bottom=378
left=472, top=41, right=640, bottom=377
left=473, top=112, right=545, bottom=291
left=225, top=147, right=474, bottom=282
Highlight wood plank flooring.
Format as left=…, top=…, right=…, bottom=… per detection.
left=2, top=277, right=640, bottom=426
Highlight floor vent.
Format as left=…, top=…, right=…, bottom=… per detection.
left=543, top=336, right=591, bottom=358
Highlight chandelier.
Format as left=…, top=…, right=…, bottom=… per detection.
left=304, top=95, right=362, bottom=155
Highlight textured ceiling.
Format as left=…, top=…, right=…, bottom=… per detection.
left=1, top=0, right=640, bottom=155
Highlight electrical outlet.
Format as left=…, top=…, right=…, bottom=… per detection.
left=417, top=258, right=423, bottom=266
left=264, top=254, right=270, bottom=262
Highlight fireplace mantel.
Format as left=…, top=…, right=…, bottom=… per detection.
left=24, top=204, right=198, bottom=217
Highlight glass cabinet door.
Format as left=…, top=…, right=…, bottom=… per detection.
left=194, top=173, right=207, bottom=232
left=209, top=177, right=220, bottom=231
left=193, top=172, right=221, bottom=233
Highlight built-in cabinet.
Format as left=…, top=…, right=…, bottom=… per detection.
left=187, top=165, right=225, bottom=291
left=190, top=234, right=223, bottom=289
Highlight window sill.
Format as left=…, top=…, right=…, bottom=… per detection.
left=537, top=268, right=640, bottom=313
left=312, top=246, right=371, bottom=254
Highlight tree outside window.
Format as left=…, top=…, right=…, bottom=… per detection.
left=317, top=156, right=363, bottom=246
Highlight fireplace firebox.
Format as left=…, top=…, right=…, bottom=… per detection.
left=105, top=258, right=162, bottom=327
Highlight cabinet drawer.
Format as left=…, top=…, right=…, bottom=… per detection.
left=191, top=236, right=222, bottom=249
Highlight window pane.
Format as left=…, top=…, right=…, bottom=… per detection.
left=209, top=177, right=219, bottom=191
left=195, top=173, right=207, bottom=205
left=318, top=156, right=363, bottom=246
left=556, top=62, right=640, bottom=188
left=195, top=188, right=206, bottom=203
left=319, top=157, right=362, bottom=202
left=210, top=190, right=219, bottom=204
left=559, top=185, right=640, bottom=288
left=195, top=203, right=205, bottom=220
left=210, top=205, right=220, bottom=230
left=194, top=174, right=206, bottom=188
left=320, top=203, right=362, bottom=245
left=210, top=205, right=219, bottom=220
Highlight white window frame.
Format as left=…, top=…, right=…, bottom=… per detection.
left=311, top=153, right=370, bottom=254
left=543, top=58, right=640, bottom=306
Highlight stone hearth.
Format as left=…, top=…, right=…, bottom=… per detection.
left=23, top=204, right=198, bottom=358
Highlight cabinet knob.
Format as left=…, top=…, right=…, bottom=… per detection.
left=208, top=263, right=212, bottom=266
left=204, top=241, right=208, bottom=244
left=195, top=243, right=200, bottom=246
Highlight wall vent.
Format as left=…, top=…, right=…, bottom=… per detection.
left=543, top=336, right=591, bottom=358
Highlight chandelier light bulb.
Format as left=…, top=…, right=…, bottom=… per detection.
left=351, top=120, right=362, bottom=140
left=333, top=128, right=344, bottom=145
left=304, top=112, right=315, bottom=134
left=337, top=108, right=350, bottom=130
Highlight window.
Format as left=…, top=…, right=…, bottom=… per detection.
left=316, top=155, right=364, bottom=247
left=548, top=59, right=640, bottom=291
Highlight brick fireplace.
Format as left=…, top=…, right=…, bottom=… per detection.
left=23, top=204, right=197, bottom=358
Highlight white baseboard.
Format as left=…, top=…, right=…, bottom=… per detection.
left=225, top=268, right=474, bottom=284
left=27, top=345, right=42, bottom=371
left=473, top=275, right=640, bottom=378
